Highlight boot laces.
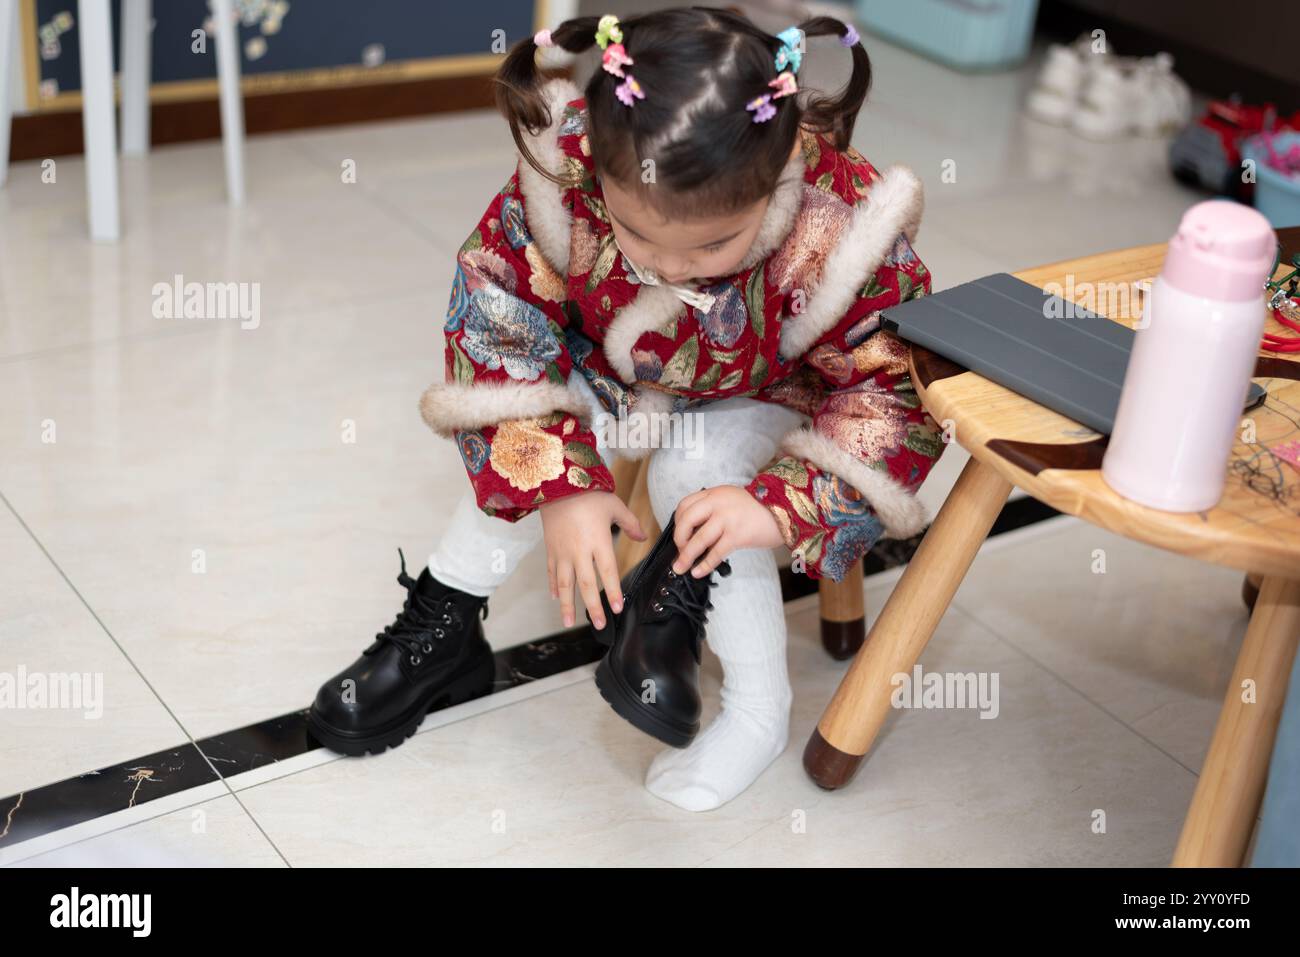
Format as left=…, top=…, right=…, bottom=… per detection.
left=368, top=549, right=471, bottom=667
left=651, top=561, right=731, bottom=660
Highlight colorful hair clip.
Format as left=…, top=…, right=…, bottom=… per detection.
left=595, top=14, right=623, bottom=50
left=602, top=42, right=633, bottom=77
left=769, top=71, right=798, bottom=99
left=841, top=23, right=859, bottom=46
left=747, top=69, right=799, bottom=124
left=773, top=26, right=804, bottom=73
left=533, top=28, right=554, bottom=48
left=615, top=75, right=644, bottom=107
left=746, top=94, right=776, bottom=123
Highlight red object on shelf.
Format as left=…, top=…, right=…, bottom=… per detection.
left=1178, top=99, right=1298, bottom=200
left=1272, top=439, right=1300, bottom=472
left=1263, top=301, right=1300, bottom=351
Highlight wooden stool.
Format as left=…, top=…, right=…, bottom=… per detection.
left=610, top=456, right=866, bottom=660
left=802, top=233, right=1300, bottom=867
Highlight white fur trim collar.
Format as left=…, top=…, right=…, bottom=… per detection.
left=776, top=164, right=924, bottom=363
left=513, top=83, right=923, bottom=415
left=603, top=144, right=806, bottom=392
left=734, top=143, right=809, bottom=273
left=603, top=282, right=685, bottom=384
left=515, top=77, right=583, bottom=275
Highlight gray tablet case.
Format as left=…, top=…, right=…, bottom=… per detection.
left=880, top=272, right=1265, bottom=435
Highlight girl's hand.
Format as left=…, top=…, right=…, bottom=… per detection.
left=671, top=485, right=784, bottom=578
left=540, top=491, right=647, bottom=629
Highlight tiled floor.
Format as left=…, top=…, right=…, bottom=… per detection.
left=1, top=23, right=1245, bottom=865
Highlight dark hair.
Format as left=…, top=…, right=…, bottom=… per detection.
left=494, top=5, right=871, bottom=220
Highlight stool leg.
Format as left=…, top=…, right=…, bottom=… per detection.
left=119, top=0, right=151, bottom=155
left=78, top=0, right=120, bottom=241
left=1242, top=572, right=1262, bottom=612
left=0, top=0, right=16, bottom=188
left=614, top=458, right=658, bottom=576
left=819, top=563, right=865, bottom=660
left=610, top=457, right=640, bottom=508
left=804, top=456, right=1011, bottom=789
left=212, top=0, right=245, bottom=205
left=1173, top=575, right=1300, bottom=867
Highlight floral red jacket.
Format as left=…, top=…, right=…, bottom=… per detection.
left=420, top=78, right=945, bottom=582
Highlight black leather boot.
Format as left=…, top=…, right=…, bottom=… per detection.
left=589, top=515, right=730, bottom=748
left=308, top=551, right=496, bottom=756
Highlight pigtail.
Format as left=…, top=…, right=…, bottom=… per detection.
left=493, top=17, right=602, bottom=188
left=796, top=16, right=872, bottom=152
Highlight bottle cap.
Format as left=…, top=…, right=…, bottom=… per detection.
left=1162, top=200, right=1275, bottom=302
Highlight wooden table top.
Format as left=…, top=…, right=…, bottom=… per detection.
left=911, top=227, right=1300, bottom=579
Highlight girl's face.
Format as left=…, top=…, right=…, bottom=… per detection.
left=597, top=140, right=800, bottom=286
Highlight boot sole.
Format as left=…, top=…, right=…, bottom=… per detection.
left=307, top=646, right=496, bottom=757
left=594, top=652, right=697, bottom=749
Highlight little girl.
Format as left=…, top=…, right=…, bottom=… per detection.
left=311, top=6, right=944, bottom=812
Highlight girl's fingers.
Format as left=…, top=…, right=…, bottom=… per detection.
left=693, top=536, right=731, bottom=578
left=594, top=547, right=623, bottom=615
left=547, top=556, right=558, bottom=600
left=556, top=560, right=576, bottom=628
left=675, top=488, right=707, bottom=514
left=672, top=497, right=713, bottom=553
left=611, top=499, right=647, bottom=542
left=675, top=517, right=724, bottom=575
left=575, top=559, right=605, bottom=631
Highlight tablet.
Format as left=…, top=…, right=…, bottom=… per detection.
left=880, top=272, right=1266, bottom=435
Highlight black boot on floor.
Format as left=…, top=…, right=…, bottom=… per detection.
left=308, top=550, right=496, bottom=756
left=589, top=514, right=730, bottom=748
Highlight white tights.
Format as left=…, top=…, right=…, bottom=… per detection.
left=427, top=376, right=804, bottom=811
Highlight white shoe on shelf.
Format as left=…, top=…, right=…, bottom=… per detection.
left=1072, top=51, right=1191, bottom=140
left=1133, top=52, right=1191, bottom=135
left=1071, top=56, right=1138, bottom=139
left=1025, top=33, right=1114, bottom=126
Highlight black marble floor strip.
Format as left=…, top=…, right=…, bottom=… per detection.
left=0, top=498, right=1061, bottom=854
left=0, top=630, right=607, bottom=853
left=195, top=629, right=609, bottom=776
left=0, top=744, right=219, bottom=849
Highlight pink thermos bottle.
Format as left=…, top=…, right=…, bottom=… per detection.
left=1102, top=200, right=1275, bottom=512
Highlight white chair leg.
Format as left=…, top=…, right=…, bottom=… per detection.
left=211, top=0, right=244, bottom=205
left=119, top=0, right=151, bottom=156
left=0, top=0, right=17, bottom=188
left=78, top=0, right=119, bottom=241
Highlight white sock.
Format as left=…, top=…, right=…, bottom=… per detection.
left=642, top=398, right=798, bottom=812
left=642, top=543, right=793, bottom=812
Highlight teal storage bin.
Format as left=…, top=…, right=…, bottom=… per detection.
left=1243, top=133, right=1300, bottom=228
left=855, top=0, right=1039, bottom=71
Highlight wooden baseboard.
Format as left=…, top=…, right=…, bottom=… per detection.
left=7, top=69, right=572, bottom=163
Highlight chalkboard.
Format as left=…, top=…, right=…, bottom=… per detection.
left=25, top=0, right=546, bottom=109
